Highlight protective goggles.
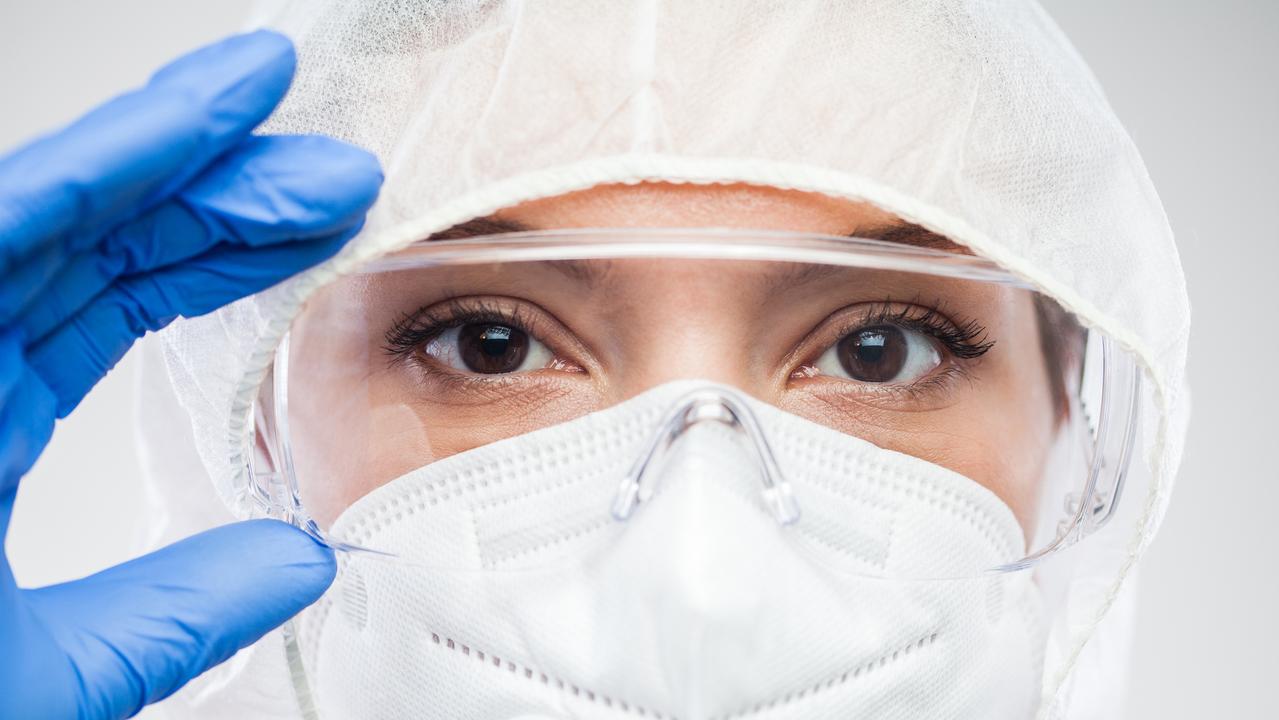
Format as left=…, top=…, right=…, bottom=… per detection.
left=250, top=229, right=1139, bottom=580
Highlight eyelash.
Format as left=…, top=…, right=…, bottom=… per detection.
left=838, top=300, right=995, bottom=361
left=790, top=300, right=993, bottom=402
left=383, top=297, right=542, bottom=364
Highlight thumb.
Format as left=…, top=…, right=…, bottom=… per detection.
left=25, top=519, right=335, bottom=719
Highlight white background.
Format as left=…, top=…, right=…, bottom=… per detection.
left=2, top=1, right=1276, bottom=717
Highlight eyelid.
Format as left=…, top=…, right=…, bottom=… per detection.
left=787, top=300, right=993, bottom=378
left=383, top=295, right=595, bottom=375
left=386, top=296, right=536, bottom=356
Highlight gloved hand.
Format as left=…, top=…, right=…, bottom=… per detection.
left=0, top=31, right=382, bottom=719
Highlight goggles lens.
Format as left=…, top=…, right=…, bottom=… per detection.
left=253, top=232, right=1138, bottom=579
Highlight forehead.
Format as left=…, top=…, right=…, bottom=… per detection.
left=427, top=182, right=972, bottom=255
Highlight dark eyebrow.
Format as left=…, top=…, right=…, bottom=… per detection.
left=851, top=222, right=972, bottom=255
left=425, top=216, right=531, bottom=241
left=425, top=217, right=609, bottom=286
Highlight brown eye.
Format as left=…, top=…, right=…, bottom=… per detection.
left=838, top=326, right=907, bottom=382
left=818, top=324, right=941, bottom=384
left=457, top=324, right=528, bottom=373
left=424, top=323, right=550, bottom=374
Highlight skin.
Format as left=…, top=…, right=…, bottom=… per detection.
left=281, top=183, right=1060, bottom=539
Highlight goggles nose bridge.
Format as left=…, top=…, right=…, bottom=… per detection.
left=610, top=385, right=801, bottom=526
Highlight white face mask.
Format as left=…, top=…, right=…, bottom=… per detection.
left=290, top=382, right=1047, bottom=719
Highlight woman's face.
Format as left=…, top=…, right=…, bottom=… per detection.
left=284, top=183, right=1060, bottom=536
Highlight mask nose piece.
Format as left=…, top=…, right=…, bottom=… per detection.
left=610, top=385, right=801, bottom=525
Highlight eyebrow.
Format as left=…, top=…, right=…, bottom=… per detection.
left=425, top=216, right=531, bottom=240
left=423, top=216, right=970, bottom=287
left=851, top=223, right=972, bottom=254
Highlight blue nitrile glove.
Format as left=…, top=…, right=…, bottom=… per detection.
left=0, top=31, right=382, bottom=719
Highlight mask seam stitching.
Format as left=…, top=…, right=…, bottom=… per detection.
left=801, top=451, right=1020, bottom=560
left=483, top=517, right=614, bottom=570
left=715, top=631, right=941, bottom=719
left=429, top=631, right=674, bottom=719
left=425, top=628, right=940, bottom=719
left=790, top=517, right=891, bottom=572
left=471, top=466, right=623, bottom=569
left=808, top=471, right=1016, bottom=562
left=345, top=449, right=620, bottom=548
left=339, top=412, right=656, bottom=544
left=785, top=432, right=1021, bottom=556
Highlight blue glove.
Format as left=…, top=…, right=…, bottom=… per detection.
left=0, top=31, right=382, bottom=719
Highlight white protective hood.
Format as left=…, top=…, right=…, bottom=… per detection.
left=140, top=1, right=1191, bottom=718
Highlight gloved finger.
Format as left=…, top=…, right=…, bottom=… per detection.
left=15, top=520, right=335, bottom=720
left=0, top=348, right=57, bottom=691
left=0, top=30, right=296, bottom=282
left=0, top=332, right=56, bottom=495
left=14, top=135, right=382, bottom=346
left=28, top=222, right=361, bottom=417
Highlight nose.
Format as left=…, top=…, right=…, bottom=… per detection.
left=600, top=265, right=783, bottom=400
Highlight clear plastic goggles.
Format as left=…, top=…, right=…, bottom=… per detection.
left=250, top=229, right=1139, bottom=581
